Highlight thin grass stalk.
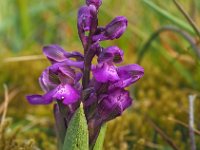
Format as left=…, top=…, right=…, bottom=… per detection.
left=167, top=117, right=200, bottom=136
left=188, top=95, right=197, bottom=150
left=0, top=88, right=20, bottom=114
left=189, top=0, right=196, bottom=20
left=147, top=117, right=180, bottom=150
left=3, top=55, right=45, bottom=63
left=172, top=0, right=200, bottom=39
left=137, top=25, right=200, bottom=64
left=0, top=85, right=9, bottom=128
left=142, top=0, right=194, bottom=35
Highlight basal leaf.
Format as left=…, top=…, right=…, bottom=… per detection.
left=62, top=103, right=89, bottom=150
left=93, top=124, right=107, bottom=150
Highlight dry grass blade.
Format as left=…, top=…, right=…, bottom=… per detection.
left=173, top=0, right=200, bottom=39
left=147, top=117, right=180, bottom=150
left=168, top=117, right=200, bottom=136
left=3, top=55, right=44, bottom=63
left=0, top=88, right=20, bottom=114
left=188, top=95, right=197, bottom=150
left=0, top=84, right=9, bottom=128
left=144, top=141, right=163, bottom=149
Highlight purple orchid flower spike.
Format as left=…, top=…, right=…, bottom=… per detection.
left=26, top=0, right=144, bottom=149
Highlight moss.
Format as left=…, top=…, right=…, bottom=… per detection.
left=0, top=118, right=38, bottom=150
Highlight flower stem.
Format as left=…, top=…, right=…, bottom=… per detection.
left=82, top=17, right=98, bottom=90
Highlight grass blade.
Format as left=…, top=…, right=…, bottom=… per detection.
left=142, top=0, right=194, bottom=35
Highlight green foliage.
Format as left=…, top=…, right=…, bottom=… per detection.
left=62, top=103, right=89, bottom=150
left=142, top=0, right=195, bottom=35
left=93, top=124, right=107, bottom=150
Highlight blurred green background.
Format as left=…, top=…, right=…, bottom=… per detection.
left=0, top=0, right=200, bottom=149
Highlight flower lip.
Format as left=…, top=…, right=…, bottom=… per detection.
left=53, top=84, right=80, bottom=105
left=27, top=84, right=80, bottom=105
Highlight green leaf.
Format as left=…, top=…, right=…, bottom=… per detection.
left=142, top=0, right=194, bottom=35
left=93, top=124, right=107, bottom=150
left=62, top=103, right=89, bottom=150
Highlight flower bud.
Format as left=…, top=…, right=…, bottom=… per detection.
left=78, top=5, right=97, bottom=32
left=86, top=0, right=102, bottom=9
left=92, top=16, right=127, bottom=41
left=98, top=88, right=132, bottom=122
left=105, top=16, right=127, bottom=39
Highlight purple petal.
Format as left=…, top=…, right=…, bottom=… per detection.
left=49, top=62, right=83, bottom=85
left=117, top=64, right=144, bottom=79
left=63, top=60, right=84, bottom=69
left=26, top=94, right=53, bottom=105
left=39, top=68, right=58, bottom=92
left=43, top=45, right=83, bottom=63
left=109, top=64, right=144, bottom=90
left=70, top=51, right=84, bottom=61
left=58, top=64, right=75, bottom=78
left=43, top=45, right=69, bottom=63
left=92, top=63, right=120, bottom=83
left=53, top=84, right=80, bottom=105
left=98, top=46, right=124, bottom=63
left=49, top=63, right=76, bottom=84
left=49, top=60, right=83, bottom=75
left=108, top=64, right=144, bottom=89
left=109, top=77, right=139, bottom=90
